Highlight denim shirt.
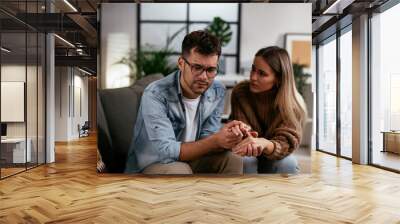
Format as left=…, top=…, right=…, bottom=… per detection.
left=125, top=71, right=226, bottom=173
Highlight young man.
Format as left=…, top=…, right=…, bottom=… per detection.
left=125, top=30, right=249, bottom=174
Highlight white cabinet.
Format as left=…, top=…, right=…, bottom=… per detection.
left=1, top=138, right=32, bottom=163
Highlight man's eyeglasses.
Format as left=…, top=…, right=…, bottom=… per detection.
left=182, top=57, right=218, bottom=78
left=251, top=64, right=267, bottom=77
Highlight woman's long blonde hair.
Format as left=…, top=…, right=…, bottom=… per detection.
left=255, top=46, right=307, bottom=132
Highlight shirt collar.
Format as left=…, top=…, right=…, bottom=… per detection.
left=174, top=70, right=183, bottom=96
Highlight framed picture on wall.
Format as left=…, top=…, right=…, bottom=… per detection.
left=284, top=33, right=312, bottom=71
left=1, top=81, right=25, bottom=122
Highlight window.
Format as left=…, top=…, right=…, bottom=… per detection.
left=317, top=36, right=337, bottom=154
left=0, top=1, right=46, bottom=179
left=138, top=3, right=240, bottom=74
left=370, top=2, right=400, bottom=171
left=339, top=28, right=352, bottom=158
left=316, top=24, right=353, bottom=159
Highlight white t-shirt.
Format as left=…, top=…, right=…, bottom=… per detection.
left=181, top=96, right=200, bottom=142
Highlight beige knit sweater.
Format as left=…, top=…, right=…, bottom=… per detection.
left=230, top=81, right=302, bottom=160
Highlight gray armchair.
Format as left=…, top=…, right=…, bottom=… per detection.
left=97, top=74, right=163, bottom=172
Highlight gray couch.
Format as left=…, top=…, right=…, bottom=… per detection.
left=97, top=74, right=163, bottom=173
left=97, top=74, right=312, bottom=173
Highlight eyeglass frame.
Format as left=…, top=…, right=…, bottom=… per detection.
left=181, top=57, right=219, bottom=78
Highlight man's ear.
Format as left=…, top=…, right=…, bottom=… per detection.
left=178, top=56, right=184, bottom=71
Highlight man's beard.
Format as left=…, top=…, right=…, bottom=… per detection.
left=191, top=80, right=210, bottom=94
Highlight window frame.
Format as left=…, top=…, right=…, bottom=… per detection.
left=315, top=24, right=353, bottom=161
left=137, top=3, right=242, bottom=73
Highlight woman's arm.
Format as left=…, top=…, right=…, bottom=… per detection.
left=232, top=123, right=301, bottom=160
left=263, top=123, right=301, bottom=160
left=232, top=135, right=273, bottom=157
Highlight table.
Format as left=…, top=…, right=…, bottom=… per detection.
left=381, top=131, right=400, bottom=154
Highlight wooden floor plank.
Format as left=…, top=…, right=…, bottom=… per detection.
left=0, top=135, right=400, bottom=223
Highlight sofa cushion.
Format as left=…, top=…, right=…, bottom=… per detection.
left=98, top=74, right=163, bottom=172
left=97, top=91, right=114, bottom=172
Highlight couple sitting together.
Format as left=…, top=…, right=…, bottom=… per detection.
left=125, top=30, right=306, bottom=174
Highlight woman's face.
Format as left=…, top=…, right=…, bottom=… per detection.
left=249, top=56, right=277, bottom=93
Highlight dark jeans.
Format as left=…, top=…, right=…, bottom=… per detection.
left=243, top=154, right=299, bottom=174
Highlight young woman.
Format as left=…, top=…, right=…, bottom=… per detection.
left=230, top=46, right=306, bottom=173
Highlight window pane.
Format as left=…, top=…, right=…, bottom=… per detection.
left=138, top=3, right=240, bottom=77
left=38, top=33, right=45, bottom=165
left=224, top=57, right=237, bottom=74
left=141, top=3, right=187, bottom=21
left=340, top=29, right=352, bottom=158
left=189, top=23, right=237, bottom=55
left=27, top=31, right=38, bottom=169
left=1, top=30, right=28, bottom=177
left=371, top=3, right=400, bottom=171
left=141, top=23, right=186, bottom=52
left=26, top=0, right=39, bottom=169
left=318, top=37, right=337, bottom=154
left=189, top=3, right=238, bottom=22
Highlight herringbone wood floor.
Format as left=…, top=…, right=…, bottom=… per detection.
left=1, top=135, right=400, bottom=223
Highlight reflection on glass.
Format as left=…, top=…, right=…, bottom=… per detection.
left=1, top=31, right=27, bottom=177
left=340, top=30, right=352, bottom=158
left=38, top=32, right=46, bottom=165
left=0, top=1, right=46, bottom=179
left=318, top=38, right=337, bottom=154
left=27, top=31, right=38, bottom=169
left=371, top=3, right=400, bottom=171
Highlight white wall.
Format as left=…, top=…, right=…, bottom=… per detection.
left=55, top=67, right=69, bottom=141
left=100, top=3, right=137, bottom=89
left=240, top=3, right=311, bottom=70
left=55, top=67, right=89, bottom=141
left=72, top=74, right=89, bottom=138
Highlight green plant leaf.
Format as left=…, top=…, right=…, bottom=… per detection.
left=293, top=63, right=311, bottom=96
left=206, top=16, right=233, bottom=47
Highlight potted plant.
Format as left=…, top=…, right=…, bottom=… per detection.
left=292, top=63, right=311, bottom=97
left=116, top=27, right=185, bottom=83
left=206, top=17, right=233, bottom=74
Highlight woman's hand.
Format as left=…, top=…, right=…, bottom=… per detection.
left=232, top=133, right=273, bottom=157
left=215, top=120, right=252, bottom=149
left=227, top=122, right=252, bottom=138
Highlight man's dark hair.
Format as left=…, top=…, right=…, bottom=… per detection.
left=182, top=30, right=221, bottom=58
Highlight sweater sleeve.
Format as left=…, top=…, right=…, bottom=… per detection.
left=230, top=90, right=248, bottom=124
left=264, top=122, right=302, bottom=160
left=230, top=81, right=253, bottom=127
